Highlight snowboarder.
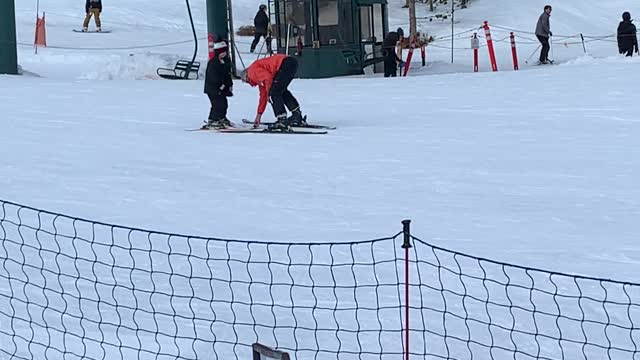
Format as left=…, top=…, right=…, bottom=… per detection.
left=382, top=28, right=405, bottom=77
left=202, top=40, right=234, bottom=129
left=240, top=54, right=307, bottom=130
left=250, top=4, right=272, bottom=54
left=535, top=5, right=553, bottom=64
left=617, top=12, right=639, bottom=57
left=82, top=0, right=103, bottom=32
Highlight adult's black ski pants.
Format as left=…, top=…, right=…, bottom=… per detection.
left=269, top=57, right=300, bottom=117
left=537, top=35, right=550, bottom=62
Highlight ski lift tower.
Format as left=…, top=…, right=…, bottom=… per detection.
left=206, top=0, right=239, bottom=75
left=0, top=0, right=19, bottom=75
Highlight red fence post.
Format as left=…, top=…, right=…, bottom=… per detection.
left=483, top=21, right=498, bottom=71
left=471, top=32, right=479, bottom=72
left=510, top=32, right=519, bottom=70
left=403, top=43, right=415, bottom=76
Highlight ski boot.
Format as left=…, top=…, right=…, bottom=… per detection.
left=220, top=117, right=233, bottom=128
left=96, top=27, right=102, bottom=32
left=202, top=117, right=231, bottom=130
left=287, top=110, right=308, bottom=127
left=267, top=115, right=291, bottom=132
left=81, top=27, right=88, bottom=32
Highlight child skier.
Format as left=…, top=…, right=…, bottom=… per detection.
left=202, top=40, right=234, bottom=129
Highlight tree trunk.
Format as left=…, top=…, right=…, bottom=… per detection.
left=409, top=0, right=416, bottom=43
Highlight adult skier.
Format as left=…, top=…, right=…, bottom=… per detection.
left=382, top=27, right=405, bottom=77
left=82, top=0, right=103, bottom=32
left=250, top=4, right=272, bottom=54
left=535, top=5, right=553, bottom=64
left=240, top=54, right=307, bottom=130
left=617, top=11, right=639, bottom=57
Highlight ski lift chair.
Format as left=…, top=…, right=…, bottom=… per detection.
left=156, top=60, right=201, bottom=80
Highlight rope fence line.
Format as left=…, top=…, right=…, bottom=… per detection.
left=18, top=36, right=256, bottom=52
left=17, top=18, right=637, bottom=53
left=425, top=23, right=638, bottom=50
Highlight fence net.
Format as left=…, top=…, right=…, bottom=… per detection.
left=1, top=199, right=639, bottom=360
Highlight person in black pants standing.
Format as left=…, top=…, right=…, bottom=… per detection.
left=202, top=40, right=234, bottom=129
left=382, top=28, right=405, bottom=77
left=250, top=4, right=272, bottom=54
left=617, top=12, right=639, bottom=57
left=535, top=5, right=553, bottom=64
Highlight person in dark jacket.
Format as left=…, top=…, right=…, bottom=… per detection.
left=382, top=27, right=405, bottom=77
left=250, top=5, right=273, bottom=54
left=535, top=5, right=553, bottom=64
left=82, top=0, right=103, bottom=32
left=617, top=12, right=639, bottom=57
left=202, top=40, right=234, bottom=129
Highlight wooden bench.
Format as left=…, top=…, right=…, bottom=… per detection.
left=156, top=60, right=200, bottom=80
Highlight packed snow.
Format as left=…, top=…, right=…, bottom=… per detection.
left=3, top=0, right=640, bottom=280
left=3, top=0, right=640, bottom=359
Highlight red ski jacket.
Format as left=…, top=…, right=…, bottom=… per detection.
left=245, top=54, right=287, bottom=114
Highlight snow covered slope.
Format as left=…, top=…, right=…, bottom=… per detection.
left=13, top=0, right=640, bottom=78
left=3, top=0, right=640, bottom=282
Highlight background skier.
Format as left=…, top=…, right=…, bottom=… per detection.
left=382, top=27, right=405, bottom=77
left=250, top=5, right=272, bottom=54
left=617, top=11, right=639, bottom=57
left=535, top=5, right=553, bottom=64
left=82, top=0, right=103, bottom=32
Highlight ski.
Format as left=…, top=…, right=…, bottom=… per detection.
left=242, top=119, right=336, bottom=130
left=216, top=127, right=327, bottom=135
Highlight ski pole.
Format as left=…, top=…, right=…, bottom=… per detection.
left=524, top=44, right=541, bottom=64
left=257, top=39, right=265, bottom=58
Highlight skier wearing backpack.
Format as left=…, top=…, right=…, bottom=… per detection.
left=382, top=27, right=405, bottom=77
left=617, top=11, right=639, bottom=57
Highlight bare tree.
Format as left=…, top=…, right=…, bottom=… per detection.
left=409, top=0, right=416, bottom=43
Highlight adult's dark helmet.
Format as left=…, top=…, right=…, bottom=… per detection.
left=396, top=27, right=404, bottom=37
left=623, top=11, right=632, bottom=21
left=259, top=4, right=267, bottom=11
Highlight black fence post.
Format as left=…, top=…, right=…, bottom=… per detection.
left=401, top=219, right=412, bottom=360
left=580, top=33, right=587, bottom=54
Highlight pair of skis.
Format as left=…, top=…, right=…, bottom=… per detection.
left=187, top=119, right=335, bottom=135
